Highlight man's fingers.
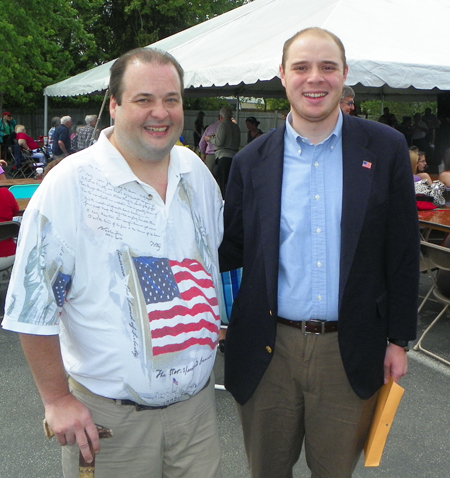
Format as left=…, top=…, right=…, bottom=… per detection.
left=76, top=431, right=95, bottom=463
left=54, top=431, right=68, bottom=446
left=85, top=423, right=101, bottom=454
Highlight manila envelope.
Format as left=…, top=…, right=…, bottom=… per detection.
left=364, top=377, right=404, bottom=467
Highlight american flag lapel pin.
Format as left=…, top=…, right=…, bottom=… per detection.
left=362, top=161, right=372, bottom=169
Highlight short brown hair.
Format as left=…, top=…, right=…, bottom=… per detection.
left=281, top=27, right=347, bottom=71
left=109, top=47, right=184, bottom=105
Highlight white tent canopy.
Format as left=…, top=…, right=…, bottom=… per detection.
left=44, top=0, right=450, bottom=102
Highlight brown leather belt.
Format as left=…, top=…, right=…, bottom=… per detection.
left=277, top=316, right=338, bottom=334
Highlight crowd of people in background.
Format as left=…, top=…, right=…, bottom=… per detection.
left=0, top=113, right=100, bottom=180
left=368, top=105, right=450, bottom=175
left=1, top=99, right=449, bottom=192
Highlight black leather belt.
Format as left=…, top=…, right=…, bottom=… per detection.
left=119, top=399, right=169, bottom=411
left=277, top=316, right=338, bottom=334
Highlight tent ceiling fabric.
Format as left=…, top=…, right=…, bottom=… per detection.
left=44, top=0, right=450, bottom=100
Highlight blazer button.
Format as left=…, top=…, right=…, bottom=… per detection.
left=269, top=310, right=273, bottom=316
left=266, top=346, right=273, bottom=354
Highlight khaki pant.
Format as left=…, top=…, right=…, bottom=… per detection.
left=237, top=323, right=378, bottom=478
left=63, top=376, right=221, bottom=478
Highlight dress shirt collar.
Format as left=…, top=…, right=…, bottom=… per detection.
left=95, top=126, right=192, bottom=188
left=285, top=110, right=343, bottom=151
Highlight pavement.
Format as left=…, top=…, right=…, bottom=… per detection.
left=1, top=272, right=450, bottom=478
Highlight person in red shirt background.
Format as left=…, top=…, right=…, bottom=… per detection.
left=0, top=188, right=19, bottom=259
left=15, top=125, right=47, bottom=165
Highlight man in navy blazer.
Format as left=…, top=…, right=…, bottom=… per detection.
left=219, top=27, right=419, bottom=478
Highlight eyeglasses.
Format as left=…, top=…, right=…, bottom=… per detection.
left=341, top=101, right=355, bottom=107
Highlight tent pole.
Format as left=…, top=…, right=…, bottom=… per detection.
left=44, top=94, right=48, bottom=137
left=91, top=88, right=109, bottom=145
left=236, top=95, right=240, bottom=123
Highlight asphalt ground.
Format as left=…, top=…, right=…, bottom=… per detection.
left=1, top=272, right=450, bottom=478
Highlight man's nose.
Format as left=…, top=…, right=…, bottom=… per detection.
left=307, top=66, right=323, bottom=82
left=150, top=101, right=169, bottom=119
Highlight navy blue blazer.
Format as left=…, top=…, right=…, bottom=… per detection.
left=219, top=114, right=420, bottom=405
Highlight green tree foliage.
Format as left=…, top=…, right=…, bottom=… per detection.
left=184, top=97, right=231, bottom=111
left=256, top=97, right=290, bottom=112
left=360, top=100, right=437, bottom=121
left=1, top=0, right=247, bottom=111
left=74, top=0, right=247, bottom=65
left=0, top=0, right=101, bottom=110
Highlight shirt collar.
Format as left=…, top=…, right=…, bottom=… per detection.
left=95, top=126, right=193, bottom=188
left=285, top=110, right=343, bottom=149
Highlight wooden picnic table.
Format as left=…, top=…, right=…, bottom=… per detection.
left=0, top=178, right=42, bottom=188
left=16, top=198, right=31, bottom=215
left=418, top=207, right=450, bottom=234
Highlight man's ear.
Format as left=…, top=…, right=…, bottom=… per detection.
left=110, top=96, right=118, bottom=120
left=279, top=65, right=286, bottom=88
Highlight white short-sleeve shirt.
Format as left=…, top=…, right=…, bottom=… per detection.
left=2, top=126, right=224, bottom=406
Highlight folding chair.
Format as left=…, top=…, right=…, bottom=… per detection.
left=418, top=254, right=437, bottom=314
left=413, top=241, right=450, bottom=365
left=8, top=143, right=44, bottom=179
left=0, top=221, right=21, bottom=293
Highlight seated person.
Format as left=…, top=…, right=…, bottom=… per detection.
left=439, top=148, right=450, bottom=187
left=0, top=188, right=19, bottom=264
left=14, top=125, right=47, bottom=165
left=417, top=151, right=432, bottom=184
left=410, top=146, right=431, bottom=184
left=0, top=159, right=7, bottom=180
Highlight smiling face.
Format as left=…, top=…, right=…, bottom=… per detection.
left=280, top=31, right=347, bottom=136
left=109, top=60, right=183, bottom=165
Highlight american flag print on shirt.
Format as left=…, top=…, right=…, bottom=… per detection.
left=52, top=272, right=72, bottom=307
left=132, top=256, right=220, bottom=356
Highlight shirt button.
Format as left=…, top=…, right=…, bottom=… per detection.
left=315, top=195, right=320, bottom=200
left=330, top=146, right=334, bottom=150
left=317, top=261, right=322, bottom=267
left=148, top=194, right=153, bottom=199
left=266, top=346, right=273, bottom=354
left=316, top=228, right=321, bottom=233
left=317, top=295, right=322, bottom=301
left=314, top=162, right=319, bottom=167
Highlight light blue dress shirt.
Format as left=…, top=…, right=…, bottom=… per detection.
left=277, top=112, right=343, bottom=322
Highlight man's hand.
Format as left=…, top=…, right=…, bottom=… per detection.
left=384, top=342, right=408, bottom=384
left=44, top=392, right=100, bottom=463
left=19, top=334, right=100, bottom=463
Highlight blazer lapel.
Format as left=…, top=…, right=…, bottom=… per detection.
left=339, top=116, right=377, bottom=305
left=251, top=126, right=285, bottom=312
